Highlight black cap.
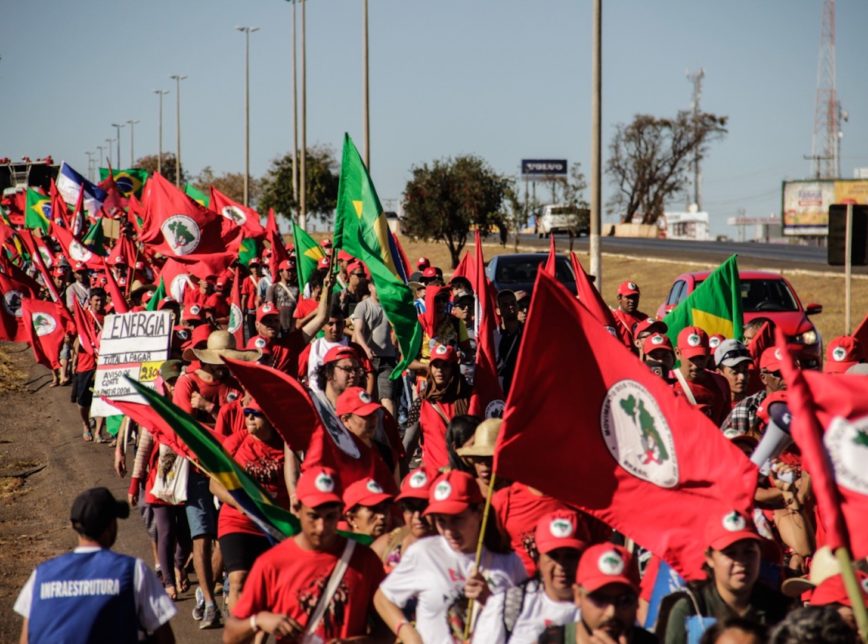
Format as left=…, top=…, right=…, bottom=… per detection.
left=70, top=487, right=130, bottom=538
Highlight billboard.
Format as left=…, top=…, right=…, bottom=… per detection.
left=782, top=179, right=868, bottom=236
left=521, top=159, right=568, bottom=176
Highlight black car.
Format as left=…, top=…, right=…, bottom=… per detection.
left=485, top=253, right=576, bottom=294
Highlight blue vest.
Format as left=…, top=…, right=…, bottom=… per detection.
left=29, top=549, right=138, bottom=644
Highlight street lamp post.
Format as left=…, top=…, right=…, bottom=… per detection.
left=589, top=0, right=602, bottom=287
left=97, top=145, right=105, bottom=170
left=362, top=0, right=370, bottom=169
left=237, top=26, right=260, bottom=207
left=299, top=0, right=307, bottom=230
left=127, top=119, right=140, bottom=167
left=105, top=138, right=115, bottom=167
left=85, top=151, right=95, bottom=182
left=111, top=123, right=125, bottom=168
left=170, top=74, right=188, bottom=187
left=289, top=0, right=299, bottom=208
left=154, top=90, right=169, bottom=175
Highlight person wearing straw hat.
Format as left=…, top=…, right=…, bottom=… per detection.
left=474, top=510, right=587, bottom=644
left=374, top=470, right=526, bottom=643
left=456, top=418, right=503, bottom=498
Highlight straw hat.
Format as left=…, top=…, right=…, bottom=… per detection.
left=780, top=546, right=841, bottom=598
left=129, top=280, right=156, bottom=299
left=456, top=418, right=502, bottom=458
left=183, top=330, right=261, bottom=364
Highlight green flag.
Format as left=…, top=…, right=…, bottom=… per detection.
left=184, top=183, right=210, bottom=207
left=238, top=237, right=259, bottom=266
left=292, top=220, right=325, bottom=292
left=98, top=167, right=149, bottom=198
left=24, top=188, right=51, bottom=233
left=82, top=218, right=108, bottom=256
left=663, top=255, right=744, bottom=344
left=145, top=277, right=166, bottom=311
left=334, top=134, right=422, bottom=379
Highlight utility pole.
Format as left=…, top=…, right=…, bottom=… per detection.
left=105, top=138, right=115, bottom=167
left=97, top=145, right=105, bottom=170
left=170, top=75, right=187, bottom=186
left=154, top=90, right=169, bottom=175
left=299, top=0, right=307, bottom=230
left=237, top=27, right=260, bottom=207
left=362, top=0, right=370, bottom=169
left=589, top=0, right=602, bottom=286
left=126, top=119, right=140, bottom=167
left=85, top=151, right=95, bottom=182
left=291, top=0, right=299, bottom=209
left=687, top=68, right=704, bottom=210
left=111, top=123, right=125, bottom=168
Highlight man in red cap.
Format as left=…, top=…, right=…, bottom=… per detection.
left=672, top=326, right=731, bottom=426
left=224, top=467, right=386, bottom=643
left=611, top=281, right=649, bottom=339
left=642, top=333, right=676, bottom=383
left=339, top=260, right=369, bottom=319
left=633, top=317, right=668, bottom=357
left=241, top=259, right=265, bottom=339
left=475, top=511, right=586, bottom=643
left=722, top=346, right=789, bottom=437
left=824, top=335, right=862, bottom=374
left=265, top=257, right=298, bottom=333
left=808, top=570, right=868, bottom=632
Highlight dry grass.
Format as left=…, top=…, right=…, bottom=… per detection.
left=0, top=347, right=25, bottom=394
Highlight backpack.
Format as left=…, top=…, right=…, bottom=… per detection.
left=654, top=581, right=716, bottom=643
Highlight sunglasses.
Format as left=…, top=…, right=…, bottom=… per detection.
left=243, top=407, right=265, bottom=418
left=763, top=370, right=783, bottom=379
left=586, top=590, right=637, bottom=609
left=400, top=499, right=428, bottom=514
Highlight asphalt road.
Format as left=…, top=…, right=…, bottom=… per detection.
left=514, top=233, right=866, bottom=273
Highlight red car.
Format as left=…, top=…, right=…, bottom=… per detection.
left=656, top=270, right=824, bottom=369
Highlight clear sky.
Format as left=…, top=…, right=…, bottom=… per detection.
left=2, top=0, right=866, bottom=235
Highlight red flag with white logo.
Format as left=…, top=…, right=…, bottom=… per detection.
left=228, top=266, right=245, bottom=349
left=21, top=297, right=71, bottom=370
left=50, top=222, right=104, bottom=270
left=494, top=270, right=758, bottom=580
left=209, top=187, right=266, bottom=239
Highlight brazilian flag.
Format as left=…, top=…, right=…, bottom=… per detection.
left=24, top=188, right=51, bottom=233
left=664, top=255, right=744, bottom=344
left=145, top=278, right=166, bottom=311
left=184, top=184, right=210, bottom=207
left=238, top=237, right=259, bottom=266
left=126, top=378, right=372, bottom=545
left=82, top=217, right=108, bottom=256
left=292, top=220, right=325, bottom=292
left=99, top=168, right=149, bottom=198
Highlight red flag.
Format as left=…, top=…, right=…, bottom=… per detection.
left=72, top=298, right=99, bottom=356
left=778, top=329, right=868, bottom=557
left=543, top=234, right=556, bottom=276
left=467, top=231, right=505, bottom=418
left=747, top=321, right=775, bottom=362
left=18, top=230, right=63, bottom=305
left=103, top=266, right=129, bottom=314
left=107, top=233, right=137, bottom=271
left=451, top=251, right=470, bottom=280
left=209, top=187, right=266, bottom=239
left=222, top=357, right=318, bottom=451
left=265, top=207, right=279, bottom=236
left=228, top=266, right=245, bottom=348
left=390, top=231, right=412, bottom=282
left=570, top=251, right=632, bottom=348
left=0, top=271, right=35, bottom=342
left=108, top=398, right=197, bottom=460
left=50, top=222, right=104, bottom=270
left=49, top=180, right=71, bottom=228
left=21, top=297, right=71, bottom=370
left=852, top=314, right=868, bottom=360
left=494, top=270, right=758, bottom=580
left=266, top=221, right=290, bottom=283
left=140, top=173, right=242, bottom=258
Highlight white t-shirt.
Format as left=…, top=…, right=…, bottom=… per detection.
left=473, top=579, right=579, bottom=644
left=14, top=547, right=176, bottom=635
left=307, top=337, right=348, bottom=392
left=379, top=535, right=527, bottom=644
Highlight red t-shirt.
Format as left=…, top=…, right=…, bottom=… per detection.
left=172, top=371, right=242, bottom=425
left=302, top=425, right=398, bottom=495
left=611, top=308, right=648, bottom=338
left=293, top=297, right=317, bottom=320
left=218, top=431, right=288, bottom=538
left=75, top=310, right=105, bottom=373
left=242, top=276, right=260, bottom=310
left=232, top=537, right=385, bottom=642
left=418, top=399, right=464, bottom=477
left=492, top=483, right=576, bottom=576
left=672, top=370, right=731, bottom=426
left=206, top=292, right=229, bottom=319
left=215, top=399, right=246, bottom=439
left=260, top=331, right=308, bottom=376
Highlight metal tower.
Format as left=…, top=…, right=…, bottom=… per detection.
left=810, top=0, right=841, bottom=179
left=687, top=68, right=705, bottom=209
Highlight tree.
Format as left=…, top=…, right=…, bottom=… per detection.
left=258, top=146, right=339, bottom=223
left=402, top=155, right=511, bottom=268
left=134, top=153, right=187, bottom=186
left=606, top=111, right=727, bottom=224
left=192, top=166, right=259, bottom=205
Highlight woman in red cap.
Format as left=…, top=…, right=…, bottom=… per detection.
left=342, top=477, right=394, bottom=539
left=374, top=470, right=526, bottom=643
left=372, top=469, right=437, bottom=571
left=208, top=399, right=290, bottom=614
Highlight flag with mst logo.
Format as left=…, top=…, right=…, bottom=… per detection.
left=333, top=133, right=421, bottom=379
left=664, top=255, right=743, bottom=343
left=778, top=330, right=868, bottom=558
left=21, top=297, right=70, bottom=370
left=494, top=270, right=758, bottom=580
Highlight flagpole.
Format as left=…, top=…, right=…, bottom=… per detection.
left=290, top=0, right=299, bottom=211
left=362, top=0, right=370, bottom=170
left=299, top=0, right=307, bottom=231
left=463, top=470, right=497, bottom=641
left=834, top=547, right=868, bottom=641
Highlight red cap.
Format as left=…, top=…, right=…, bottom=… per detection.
left=534, top=511, right=587, bottom=555
left=248, top=257, right=261, bottom=266
left=677, top=326, right=709, bottom=359
left=278, top=259, right=294, bottom=270
left=188, top=323, right=212, bottom=351
left=317, top=257, right=330, bottom=269
left=296, top=466, right=342, bottom=508
left=810, top=571, right=868, bottom=607
left=417, top=256, right=430, bottom=270
left=634, top=317, right=667, bottom=338
left=756, top=390, right=788, bottom=428
left=246, top=335, right=271, bottom=354
left=705, top=509, right=762, bottom=551
left=182, top=303, right=204, bottom=322
left=255, top=302, right=279, bottom=322
left=430, top=343, right=457, bottom=364
left=421, top=266, right=438, bottom=279
left=347, top=260, right=366, bottom=276
left=708, top=334, right=726, bottom=350
left=342, top=478, right=394, bottom=510
left=335, top=386, right=382, bottom=417
left=825, top=336, right=861, bottom=374
left=642, top=333, right=674, bottom=356
left=576, top=544, right=638, bottom=593
left=112, top=255, right=127, bottom=265
left=760, top=346, right=784, bottom=372
left=395, top=469, right=432, bottom=502
left=337, top=250, right=353, bottom=262
left=322, top=238, right=333, bottom=248
left=617, top=281, right=640, bottom=296
left=73, top=262, right=87, bottom=272
left=423, top=470, right=484, bottom=516
left=322, top=345, right=359, bottom=366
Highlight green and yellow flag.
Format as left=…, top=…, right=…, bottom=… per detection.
left=24, top=188, right=51, bottom=233
left=99, top=167, right=149, bottom=198
left=184, top=183, right=210, bottom=207
left=82, top=218, right=108, bottom=256
left=238, top=237, right=259, bottom=266
left=292, top=220, right=325, bottom=292
left=145, top=278, right=166, bottom=311
left=664, top=255, right=744, bottom=344
left=334, top=134, right=422, bottom=379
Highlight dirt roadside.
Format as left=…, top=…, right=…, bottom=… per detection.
left=0, top=342, right=220, bottom=643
